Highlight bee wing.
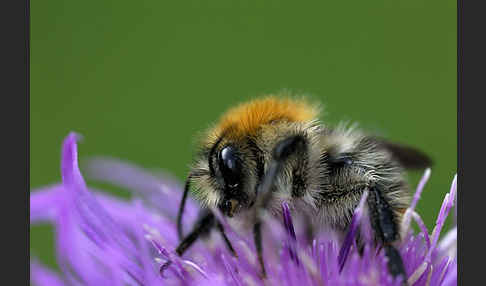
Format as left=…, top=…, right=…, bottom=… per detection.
left=371, top=137, right=433, bottom=169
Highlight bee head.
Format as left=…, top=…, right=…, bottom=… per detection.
left=188, top=138, right=257, bottom=217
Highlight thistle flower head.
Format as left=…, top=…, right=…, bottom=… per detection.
left=30, top=133, right=457, bottom=286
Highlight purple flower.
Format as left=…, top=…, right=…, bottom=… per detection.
left=30, top=133, right=457, bottom=286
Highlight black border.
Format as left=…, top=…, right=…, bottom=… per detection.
left=2, top=0, right=29, bottom=284
left=459, top=0, right=486, bottom=284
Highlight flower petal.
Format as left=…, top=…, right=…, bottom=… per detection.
left=31, top=134, right=458, bottom=286
left=82, top=156, right=198, bottom=223
left=30, top=260, right=65, bottom=286
left=401, top=168, right=431, bottom=237
left=30, top=185, right=64, bottom=223
left=338, top=190, right=369, bottom=272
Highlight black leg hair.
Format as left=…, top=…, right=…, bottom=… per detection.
left=252, top=135, right=308, bottom=277
left=367, top=185, right=407, bottom=283
left=216, top=222, right=237, bottom=257
left=175, top=175, right=237, bottom=262
left=161, top=209, right=215, bottom=273
left=177, top=175, right=192, bottom=240
left=175, top=209, right=238, bottom=256
left=163, top=211, right=236, bottom=274
left=253, top=222, right=265, bottom=277
left=175, top=209, right=215, bottom=256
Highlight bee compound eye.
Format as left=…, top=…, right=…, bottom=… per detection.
left=219, top=146, right=241, bottom=188
left=220, top=146, right=237, bottom=171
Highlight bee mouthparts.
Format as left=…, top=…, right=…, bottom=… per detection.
left=228, top=199, right=238, bottom=217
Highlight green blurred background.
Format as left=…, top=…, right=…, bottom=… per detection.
left=30, top=0, right=456, bottom=269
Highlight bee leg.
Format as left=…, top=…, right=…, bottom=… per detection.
left=253, top=221, right=266, bottom=278
left=160, top=209, right=215, bottom=273
left=367, top=185, right=408, bottom=284
left=175, top=209, right=215, bottom=256
left=216, top=222, right=237, bottom=257
left=252, top=135, right=308, bottom=278
left=177, top=175, right=193, bottom=240
left=258, top=135, right=308, bottom=208
left=177, top=175, right=236, bottom=256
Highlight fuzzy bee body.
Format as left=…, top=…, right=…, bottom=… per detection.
left=174, top=95, right=431, bottom=282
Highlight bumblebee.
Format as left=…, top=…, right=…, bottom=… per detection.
left=174, top=95, right=431, bottom=282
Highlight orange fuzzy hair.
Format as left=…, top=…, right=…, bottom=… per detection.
left=209, top=95, right=320, bottom=140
